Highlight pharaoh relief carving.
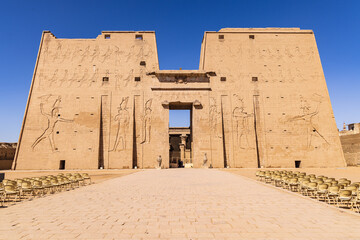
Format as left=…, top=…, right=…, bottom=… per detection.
left=289, top=94, right=329, bottom=148
left=126, top=41, right=154, bottom=64
left=48, top=69, right=58, bottom=87
left=90, top=45, right=100, bottom=62
left=100, top=46, right=113, bottom=63
left=111, top=97, right=130, bottom=151
left=141, top=99, right=152, bottom=144
left=252, top=46, right=311, bottom=64
left=31, top=95, right=73, bottom=152
left=209, top=97, right=221, bottom=138
left=232, top=95, right=254, bottom=149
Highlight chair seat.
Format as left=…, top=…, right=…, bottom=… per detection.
left=339, top=197, right=352, bottom=201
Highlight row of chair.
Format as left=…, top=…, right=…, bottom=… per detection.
left=0, top=172, right=91, bottom=206
left=256, top=170, right=360, bottom=212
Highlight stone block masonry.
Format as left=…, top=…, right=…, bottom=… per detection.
left=13, top=28, right=346, bottom=169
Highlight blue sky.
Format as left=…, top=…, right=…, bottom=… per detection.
left=0, top=0, right=359, bottom=141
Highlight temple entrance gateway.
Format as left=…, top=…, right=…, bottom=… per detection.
left=13, top=29, right=346, bottom=170
left=169, top=105, right=192, bottom=168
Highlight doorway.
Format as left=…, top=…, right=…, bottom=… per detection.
left=168, top=103, right=192, bottom=168
left=59, top=160, right=65, bottom=170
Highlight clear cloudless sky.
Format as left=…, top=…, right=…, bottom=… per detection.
left=0, top=0, right=359, bottom=142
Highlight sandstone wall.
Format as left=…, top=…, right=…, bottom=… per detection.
left=340, top=134, right=360, bottom=166
left=13, top=28, right=346, bottom=169
left=0, top=143, right=17, bottom=170
left=199, top=28, right=345, bottom=168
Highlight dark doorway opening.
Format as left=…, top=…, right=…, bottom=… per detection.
left=295, top=160, right=301, bottom=168
left=59, top=160, right=65, bottom=170
left=169, top=103, right=192, bottom=168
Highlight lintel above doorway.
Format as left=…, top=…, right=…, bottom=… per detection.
left=147, top=70, right=216, bottom=83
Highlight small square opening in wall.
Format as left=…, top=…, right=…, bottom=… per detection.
left=104, top=34, right=110, bottom=39
left=135, top=34, right=143, bottom=40
left=56, top=131, right=59, bottom=134
left=218, top=35, right=224, bottom=40
left=140, top=61, right=146, bottom=66
left=59, top=160, right=65, bottom=170
left=135, top=77, right=141, bottom=81
left=249, top=35, right=255, bottom=39
left=102, top=77, right=109, bottom=82
left=252, top=77, right=258, bottom=82
left=295, top=160, right=301, bottom=168
left=220, top=77, right=226, bottom=81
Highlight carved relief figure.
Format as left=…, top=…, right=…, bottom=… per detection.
left=141, top=99, right=152, bottom=144
left=48, top=69, right=58, bottom=87
left=209, top=98, right=218, bottom=133
left=58, top=69, right=68, bottom=87
left=290, top=94, right=329, bottom=148
left=91, top=45, right=100, bottom=62
left=110, top=97, right=130, bottom=151
left=232, top=96, right=253, bottom=149
left=31, top=95, right=73, bottom=152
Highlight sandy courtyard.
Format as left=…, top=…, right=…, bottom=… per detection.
left=1, top=168, right=360, bottom=239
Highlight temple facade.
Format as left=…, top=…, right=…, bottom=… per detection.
left=13, top=28, right=346, bottom=169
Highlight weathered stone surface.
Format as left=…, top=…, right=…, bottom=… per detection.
left=340, top=123, right=360, bottom=166
left=0, top=142, right=16, bottom=170
left=13, top=28, right=345, bottom=169
left=2, top=169, right=360, bottom=239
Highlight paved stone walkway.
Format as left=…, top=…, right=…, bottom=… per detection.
left=1, top=169, right=360, bottom=239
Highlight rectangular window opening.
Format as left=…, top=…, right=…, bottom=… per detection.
left=140, top=61, right=146, bottom=66
left=220, top=77, right=226, bottom=81
left=104, top=34, right=110, bottom=39
left=135, top=34, right=143, bottom=40
left=295, top=160, right=301, bottom=168
left=59, top=160, right=65, bottom=170
left=249, top=35, right=255, bottom=39
left=218, top=35, right=224, bottom=40
left=102, top=77, right=109, bottom=82
left=252, top=77, right=258, bottom=82
left=135, top=77, right=141, bottom=81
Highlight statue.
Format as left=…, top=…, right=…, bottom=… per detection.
left=157, top=155, right=162, bottom=169
left=203, top=153, right=208, bottom=167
